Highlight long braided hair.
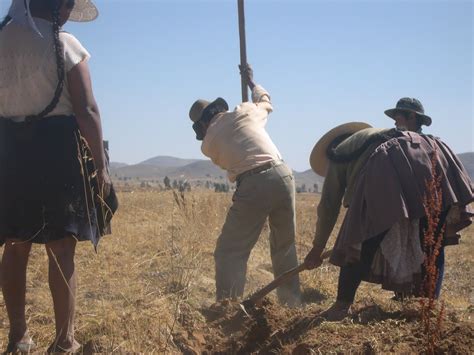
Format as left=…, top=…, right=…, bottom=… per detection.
left=0, top=0, right=71, bottom=121
left=0, top=14, right=11, bottom=30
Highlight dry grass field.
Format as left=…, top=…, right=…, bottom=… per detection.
left=0, top=190, right=472, bottom=353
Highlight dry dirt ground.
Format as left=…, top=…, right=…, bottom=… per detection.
left=0, top=190, right=472, bottom=353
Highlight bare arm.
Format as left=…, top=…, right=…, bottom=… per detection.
left=304, top=162, right=346, bottom=269
left=67, top=60, right=110, bottom=192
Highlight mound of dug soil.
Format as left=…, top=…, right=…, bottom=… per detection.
left=172, top=299, right=473, bottom=354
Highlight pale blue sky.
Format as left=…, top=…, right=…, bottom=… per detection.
left=1, top=0, right=472, bottom=171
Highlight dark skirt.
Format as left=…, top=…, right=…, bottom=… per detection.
left=0, top=115, right=116, bottom=248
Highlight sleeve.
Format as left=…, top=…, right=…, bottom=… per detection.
left=251, top=84, right=273, bottom=113
left=60, top=32, right=91, bottom=72
left=313, top=161, right=347, bottom=250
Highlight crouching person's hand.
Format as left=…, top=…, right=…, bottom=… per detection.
left=304, top=246, right=324, bottom=270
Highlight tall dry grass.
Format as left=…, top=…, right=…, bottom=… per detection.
left=0, top=190, right=472, bottom=352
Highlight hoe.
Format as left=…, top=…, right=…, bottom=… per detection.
left=240, top=249, right=332, bottom=314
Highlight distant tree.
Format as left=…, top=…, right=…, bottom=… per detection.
left=205, top=181, right=211, bottom=189
left=164, top=176, right=171, bottom=189
left=172, top=179, right=178, bottom=189
left=301, top=184, right=307, bottom=193
left=214, top=183, right=230, bottom=193
left=313, top=183, right=319, bottom=193
left=214, top=183, right=229, bottom=193
left=177, top=180, right=191, bottom=192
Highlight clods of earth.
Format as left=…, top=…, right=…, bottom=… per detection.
left=170, top=298, right=473, bottom=354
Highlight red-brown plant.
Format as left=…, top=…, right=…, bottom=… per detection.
left=420, top=149, right=446, bottom=354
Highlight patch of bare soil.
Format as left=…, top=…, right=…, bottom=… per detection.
left=171, top=298, right=473, bottom=354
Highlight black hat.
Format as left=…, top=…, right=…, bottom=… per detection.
left=189, top=98, right=228, bottom=123
left=384, top=97, right=432, bottom=126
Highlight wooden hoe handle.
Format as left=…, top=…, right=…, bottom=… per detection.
left=243, top=249, right=332, bottom=306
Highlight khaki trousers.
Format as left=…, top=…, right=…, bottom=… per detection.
left=214, top=163, right=302, bottom=306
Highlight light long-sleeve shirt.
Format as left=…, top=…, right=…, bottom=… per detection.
left=313, top=128, right=390, bottom=250
left=201, top=85, right=282, bottom=182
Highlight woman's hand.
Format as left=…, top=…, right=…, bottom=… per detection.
left=304, top=246, right=324, bottom=270
left=97, top=168, right=112, bottom=197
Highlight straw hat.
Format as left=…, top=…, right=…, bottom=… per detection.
left=310, top=122, right=372, bottom=177
left=69, top=0, right=99, bottom=22
left=7, top=0, right=98, bottom=38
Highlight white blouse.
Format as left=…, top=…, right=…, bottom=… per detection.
left=0, top=17, right=90, bottom=119
left=201, top=85, right=282, bottom=182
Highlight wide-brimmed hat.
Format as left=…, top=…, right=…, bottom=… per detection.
left=189, top=98, right=228, bottom=123
left=69, top=0, right=99, bottom=22
left=310, top=122, right=372, bottom=177
left=7, top=0, right=98, bottom=38
left=384, top=97, right=432, bottom=126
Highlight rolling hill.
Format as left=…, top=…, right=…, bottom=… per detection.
left=110, top=155, right=323, bottom=188
left=111, top=152, right=473, bottom=189
left=139, top=156, right=199, bottom=168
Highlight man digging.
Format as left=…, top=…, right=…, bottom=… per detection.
left=188, top=65, right=302, bottom=307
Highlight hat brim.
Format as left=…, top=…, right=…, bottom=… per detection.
left=384, top=108, right=432, bottom=126
left=201, top=97, right=229, bottom=121
left=310, top=122, right=372, bottom=177
left=69, top=0, right=98, bottom=22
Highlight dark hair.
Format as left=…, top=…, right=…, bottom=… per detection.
left=0, top=15, right=11, bottom=31
left=201, top=99, right=228, bottom=125
left=327, top=128, right=402, bottom=163
left=0, top=0, right=68, bottom=121
left=399, top=111, right=423, bottom=130
left=192, top=99, right=228, bottom=141
left=415, top=115, right=424, bottom=130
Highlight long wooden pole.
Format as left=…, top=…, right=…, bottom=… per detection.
left=238, top=0, right=249, bottom=102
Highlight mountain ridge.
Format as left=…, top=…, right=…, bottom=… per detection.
left=111, top=152, right=474, bottom=189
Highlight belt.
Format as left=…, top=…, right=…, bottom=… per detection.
left=236, top=160, right=283, bottom=183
